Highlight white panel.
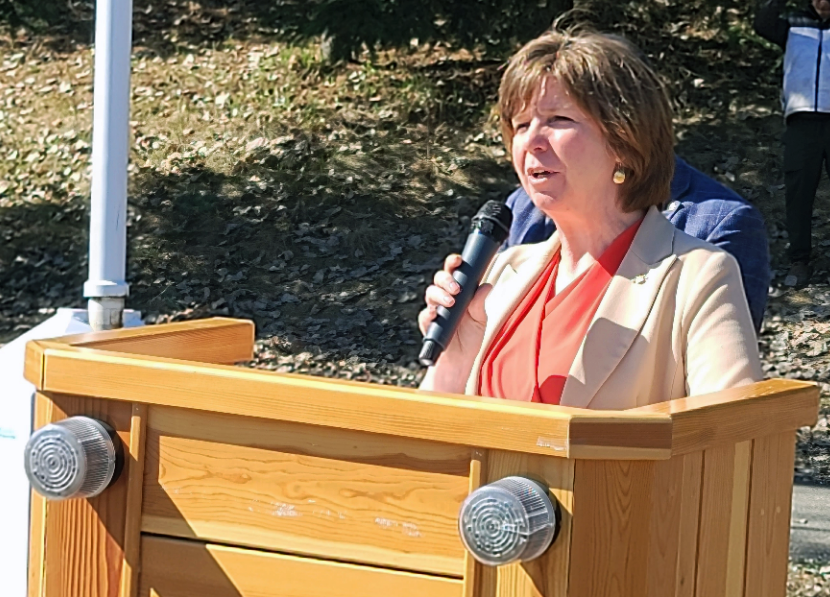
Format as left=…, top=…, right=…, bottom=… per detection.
left=0, top=309, right=141, bottom=597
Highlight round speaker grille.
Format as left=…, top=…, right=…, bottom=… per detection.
left=24, top=417, right=119, bottom=500
left=458, top=476, right=558, bottom=566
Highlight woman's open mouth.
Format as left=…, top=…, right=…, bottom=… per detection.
left=528, top=167, right=555, bottom=180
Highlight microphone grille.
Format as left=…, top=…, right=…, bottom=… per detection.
left=418, top=339, right=439, bottom=367
left=472, top=201, right=513, bottom=242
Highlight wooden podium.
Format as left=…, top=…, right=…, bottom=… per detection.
left=23, top=318, right=818, bottom=597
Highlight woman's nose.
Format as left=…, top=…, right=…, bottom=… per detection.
left=527, top=122, right=548, bottom=152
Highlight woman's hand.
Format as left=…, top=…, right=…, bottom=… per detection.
left=418, top=254, right=492, bottom=394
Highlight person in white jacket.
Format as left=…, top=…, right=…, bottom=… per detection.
left=755, top=0, right=830, bottom=286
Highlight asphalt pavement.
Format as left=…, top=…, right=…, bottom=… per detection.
left=791, top=482, right=830, bottom=562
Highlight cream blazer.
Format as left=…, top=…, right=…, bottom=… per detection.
left=440, top=206, right=762, bottom=410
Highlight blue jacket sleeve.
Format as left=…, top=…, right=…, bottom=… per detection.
left=703, top=204, right=770, bottom=332
left=503, top=187, right=555, bottom=249
left=503, top=187, right=522, bottom=250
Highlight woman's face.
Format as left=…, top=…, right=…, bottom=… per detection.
left=510, top=77, right=619, bottom=220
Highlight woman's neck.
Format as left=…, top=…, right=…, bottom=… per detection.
left=552, top=207, right=645, bottom=292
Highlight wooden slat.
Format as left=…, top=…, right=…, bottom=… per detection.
left=51, top=318, right=254, bottom=364
left=27, top=393, right=54, bottom=597
left=643, top=452, right=705, bottom=597
left=138, top=535, right=463, bottom=597
left=695, top=444, right=735, bottom=597
left=644, top=455, right=685, bottom=597
left=743, top=432, right=797, bottom=597
left=462, top=449, right=487, bottom=597
left=675, top=452, right=703, bottom=597
left=23, top=340, right=51, bottom=387
left=477, top=451, right=575, bottom=597
left=27, top=489, right=47, bottom=597
left=632, top=380, right=818, bottom=455
left=694, top=441, right=751, bottom=597
left=567, top=417, right=672, bottom=459
left=568, top=460, right=655, bottom=597
left=141, top=406, right=470, bottom=576
left=36, top=394, right=133, bottom=597
left=37, top=345, right=676, bottom=459
left=725, top=442, right=752, bottom=597
left=119, top=404, right=149, bottom=597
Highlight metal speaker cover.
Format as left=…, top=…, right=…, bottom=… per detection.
left=24, top=416, right=120, bottom=500
left=458, top=476, right=558, bottom=566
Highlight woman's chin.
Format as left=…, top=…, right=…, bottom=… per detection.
left=527, top=190, right=561, bottom=213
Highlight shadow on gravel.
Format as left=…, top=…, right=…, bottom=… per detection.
left=0, top=198, right=88, bottom=343
left=0, top=137, right=515, bottom=359
left=4, top=0, right=569, bottom=59
left=121, top=145, right=512, bottom=358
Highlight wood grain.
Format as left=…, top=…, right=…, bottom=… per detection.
left=568, top=460, right=655, bottom=597
left=138, top=535, right=463, bottom=597
left=37, top=345, right=679, bottom=459
left=644, top=455, right=685, bottom=597
left=477, top=451, right=575, bottom=597
left=24, top=340, right=48, bottom=387
left=695, top=443, right=735, bottom=597
left=632, top=379, right=818, bottom=455
left=675, top=452, right=703, bottom=597
left=119, top=404, right=149, bottom=597
left=52, top=318, right=254, bottom=364
left=28, top=489, right=46, bottom=597
left=33, top=322, right=817, bottom=460
left=744, top=432, right=797, bottom=597
left=694, top=441, right=751, bottom=597
left=26, top=320, right=812, bottom=597
left=567, top=418, right=672, bottom=460
left=462, top=449, right=487, bottom=597
left=36, top=394, right=133, bottom=597
left=27, top=393, right=54, bottom=597
left=141, top=406, right=470, bottom=576
left=725, top=441, right=752, bottom=597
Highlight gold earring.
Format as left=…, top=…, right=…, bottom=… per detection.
left=613, top=165, right=626, bottom=185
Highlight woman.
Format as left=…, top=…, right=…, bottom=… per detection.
left=418, top=28, right=761, bottom=409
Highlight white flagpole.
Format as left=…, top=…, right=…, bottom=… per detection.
left=0, top=4, right=141, bottom=593
left=83, top=0, right=133, bottom=330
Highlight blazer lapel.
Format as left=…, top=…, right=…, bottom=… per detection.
left=465, top=235, right=561, bottom=395
left=560, top=207, right=678, bottom=409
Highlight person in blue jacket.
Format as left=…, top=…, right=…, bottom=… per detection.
left=503, top=155, right=771, bottom=332
left=755, top=0, right=830, bottom=286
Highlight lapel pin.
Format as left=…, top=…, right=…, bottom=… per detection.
left=633, top=274, right=647, bottom=284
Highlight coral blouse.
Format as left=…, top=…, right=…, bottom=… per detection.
left=479, top=218, right=643, bottom=405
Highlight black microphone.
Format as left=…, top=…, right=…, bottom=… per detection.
left=419, top=201, right=513, bottom=367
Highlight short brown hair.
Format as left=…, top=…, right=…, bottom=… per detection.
left=499, top=27, right=674, bottom=212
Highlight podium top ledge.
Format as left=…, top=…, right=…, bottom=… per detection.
left=24, top=318, right=819, bottom=460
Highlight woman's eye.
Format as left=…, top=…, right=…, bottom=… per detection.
left=549, top=115, right=572, bottom=123
left=514, top=122, right=529, bottom=132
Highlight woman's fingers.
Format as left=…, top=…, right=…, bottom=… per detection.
left=419, top=254, right=466, bottom=337
left=444, top=253, right=463, bottom=272
left=425, top=284, right=455, bottom=309
left=418, top=305, right=438, bottom=336
left=419, top=284, right=453, bottom=336
left=420, top=282, right=492, bottom=337
left=433, top=269, right=461, bottom=294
